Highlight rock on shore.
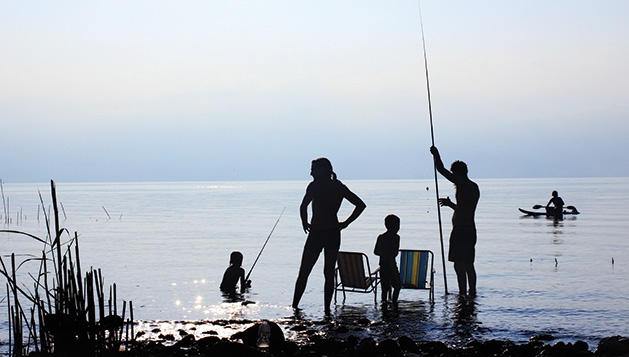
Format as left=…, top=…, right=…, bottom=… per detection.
left=122, top=320, right=629, bottom=357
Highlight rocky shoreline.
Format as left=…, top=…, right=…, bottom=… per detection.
left=124, top=319, right=629, bottom=357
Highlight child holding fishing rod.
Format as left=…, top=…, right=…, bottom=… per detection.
left=220, top=209, right=284, bottom=298
left=292, top=157, right=366, bottom=315
left=220, top=251, right=251, bottom=296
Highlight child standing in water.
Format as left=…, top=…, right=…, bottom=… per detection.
left=374, top=214, right=401, bottom=303
left=220, top=251, right=249, bottom=295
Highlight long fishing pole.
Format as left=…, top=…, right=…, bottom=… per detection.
left=418, top=1, right=448, bottom=294
left=245, top=207, right=285, bottom=282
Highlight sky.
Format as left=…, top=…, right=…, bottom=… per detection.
left=2, top=1, right=628, bottom=183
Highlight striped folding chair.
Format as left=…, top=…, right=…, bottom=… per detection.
left=399, top=249, right=434, bottom=302
left=334, top=251, right=380, bottom=304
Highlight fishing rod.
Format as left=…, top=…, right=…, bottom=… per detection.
left=245, top=207, right=286, bottom=282
left=417, top=0, right=448, bottom=294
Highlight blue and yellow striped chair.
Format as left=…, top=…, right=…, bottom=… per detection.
left=399, top=249, right=434, bottom=302
left=334, top=251, right=380, bottom=304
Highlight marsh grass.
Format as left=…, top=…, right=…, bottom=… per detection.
left=1, top=180, right=134, bottom=356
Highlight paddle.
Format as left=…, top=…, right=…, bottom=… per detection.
left=532, top=204, right=578, bottom=212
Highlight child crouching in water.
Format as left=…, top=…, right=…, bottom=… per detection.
left=374, top=214, right=401, bottom=303
left=220, top=251, right=250, bottom=296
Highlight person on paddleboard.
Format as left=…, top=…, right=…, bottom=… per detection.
left=430, top=146, right=480, bottom=297
left=292, top=157, right=366, bottom=315
left=545, top=190, right=565, bottom=219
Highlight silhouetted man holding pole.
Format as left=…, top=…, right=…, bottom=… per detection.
left=430, top=146, right=480, bottom=296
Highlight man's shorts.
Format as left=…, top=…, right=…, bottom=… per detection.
left=448, top=225, right=477, bottom=263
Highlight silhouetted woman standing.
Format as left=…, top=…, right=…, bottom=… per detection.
left=292, top=158, right=366, bottom=314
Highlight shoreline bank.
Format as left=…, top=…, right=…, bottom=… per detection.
left=125, top=318, right=629, bottom=357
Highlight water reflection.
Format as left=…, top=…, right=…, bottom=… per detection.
left=312, top=299, right=438, bottom=342
left=221, top=291, right=245, bottom=303
left=442, top=294, right=483, bottom=346
left=286, top=295, right=491, bottom=346
left=380, top=299, right=436, bottom=341
left=548, top=217, right=563, bottom=239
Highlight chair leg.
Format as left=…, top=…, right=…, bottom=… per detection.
left=373, top=284, right=377, bottom=303
left=429, top=280, right=434, bottom=302
left=430, top=271, right=435, bottom=302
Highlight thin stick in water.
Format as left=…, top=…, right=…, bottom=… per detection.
left=102, top=206, right=111, bottom=219
left=1, top=179, right=7, bottom=224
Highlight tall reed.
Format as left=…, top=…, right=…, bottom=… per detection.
left=1, top=180, right=134, bottom=356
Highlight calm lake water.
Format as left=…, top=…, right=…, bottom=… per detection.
left=1, top=177, right=628, bottom=350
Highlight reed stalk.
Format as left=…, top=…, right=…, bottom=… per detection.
left=6, top=284, right=12, bottom=356
left=59, top=202, right=66, bottom=220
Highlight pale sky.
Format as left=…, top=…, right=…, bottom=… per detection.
left=2, top=1, right=628, bottom=183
